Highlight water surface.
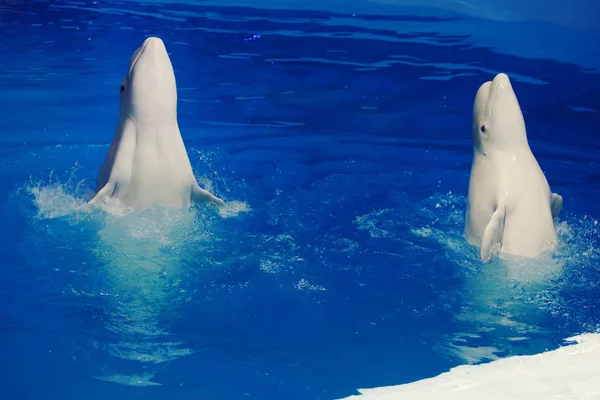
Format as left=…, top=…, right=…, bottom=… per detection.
left=0, top=1, right=599, bottom=399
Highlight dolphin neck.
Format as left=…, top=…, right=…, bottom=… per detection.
left=123, top=111, right=177, bottom=128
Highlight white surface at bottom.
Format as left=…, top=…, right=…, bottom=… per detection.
left=340, top=334, right=600, bottom=400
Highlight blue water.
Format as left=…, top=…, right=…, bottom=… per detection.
left=1, top=0, right=600, bottom=399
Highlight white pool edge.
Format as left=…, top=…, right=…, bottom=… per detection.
left=339, top=333, right=600, bottom=400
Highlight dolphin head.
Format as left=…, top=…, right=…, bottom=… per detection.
left=119, top=37, right=177, bottom=125
left=472, top=73, right=528, bottom=153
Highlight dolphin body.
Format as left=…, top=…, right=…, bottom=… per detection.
left=465, top=73, right=563, bottom=261
left=89, top=37, right=225, bottom=210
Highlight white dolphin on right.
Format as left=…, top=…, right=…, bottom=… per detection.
left=465, top=73, right=563, bottom=262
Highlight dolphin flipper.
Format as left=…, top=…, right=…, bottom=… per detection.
left=480, top=204, right=506, bottom=262
left=88, top=118, right=137, bottom=205
left=550, top=193, right=563, bottom=219
left=191, top=183, right=226, bottom=208
left=89, top=181, right=116, bottom=205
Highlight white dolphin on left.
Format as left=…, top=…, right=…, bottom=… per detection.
left=89, top=37, right=225, bottom=210
left=465, top=73, right=563, bottom=261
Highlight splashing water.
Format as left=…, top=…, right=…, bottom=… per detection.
left=22, top=167, right=251, bottom=385
left=356, top=190, right=600, bottom=363
left=13, top=163, right=600, bottom=390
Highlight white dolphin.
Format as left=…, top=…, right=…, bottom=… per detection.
left=89, top=37, right=225, bottom=210
left=465, top=73, right=563, bottom=261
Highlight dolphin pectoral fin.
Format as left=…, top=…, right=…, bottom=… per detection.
left=88, top=117, right=136, bottom=206
left=480, top=204, right=506, bottom=262
left=191, top=183, right=226, bottom=208
left=551, top=193, right=563, bottom=219
left=88, top=181, right=116, bottom=205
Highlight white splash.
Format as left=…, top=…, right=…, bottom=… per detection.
left=219, top=199, right=251, bottom=218
left=295, top=278, right=326, bottom=292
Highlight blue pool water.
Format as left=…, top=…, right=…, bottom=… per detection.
left=1, top=0, right=600, bottom=399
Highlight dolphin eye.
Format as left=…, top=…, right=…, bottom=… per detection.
left=120, top=84, right=125, bottom=92
left=480, top=125, right=486, bottom=133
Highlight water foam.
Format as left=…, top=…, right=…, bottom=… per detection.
left=94, top=372, right=162, bottom=387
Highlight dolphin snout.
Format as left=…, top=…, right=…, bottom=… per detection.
left=141, top=37, right=167, bottom=55
left=492, top=73, right=511, bottom=90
